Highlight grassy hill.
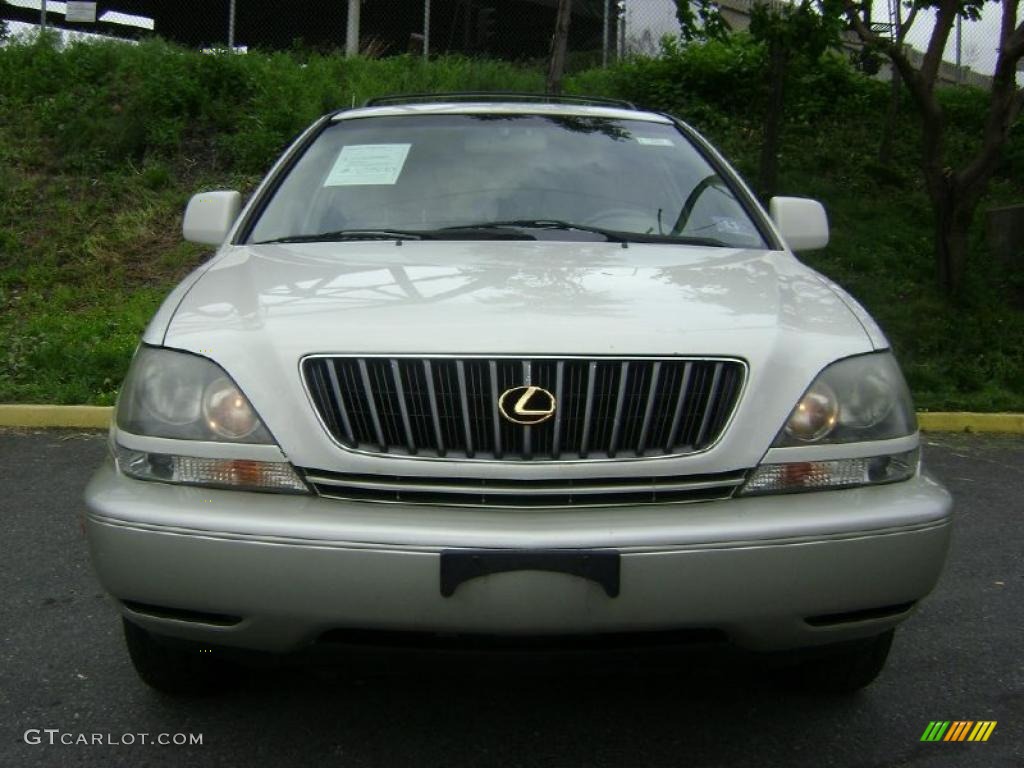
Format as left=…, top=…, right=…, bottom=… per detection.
left=1, top=36, right=1021, bottom=410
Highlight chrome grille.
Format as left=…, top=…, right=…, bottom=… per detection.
left=303, top=469, right=748, bottom=508
left=303, top=356, right=745, bottom=461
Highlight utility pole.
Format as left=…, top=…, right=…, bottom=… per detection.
left=228, top=0, right=236, bottom=49
left=602, top=0, right=610, bottom=67
left=617, top=0, right=626, bottom=60
left=346, top=0, right=361, bottom=58
left=40, top=0, right=47, bottom=30
left=955, top=14, right=962, bottom=83
left=424, top=0, right=431, bottom=59
left=878, top=0, right=901, bottom=164
left=546, top=0, right=573, bottom=94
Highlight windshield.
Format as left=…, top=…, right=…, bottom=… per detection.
left=247, top=113, right=768, bottom=248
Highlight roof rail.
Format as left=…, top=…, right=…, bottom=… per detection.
left=362, top=92, right=637, bottom=110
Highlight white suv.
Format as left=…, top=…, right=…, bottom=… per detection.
left=84, top=94, right=952, bottom=694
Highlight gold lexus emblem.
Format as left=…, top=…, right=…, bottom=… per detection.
left=498, top=385, right=556, bottom=425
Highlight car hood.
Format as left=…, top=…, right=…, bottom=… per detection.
left=151, top=241, right=878, bottom=473
left=159, top=240, right=870, bottom=353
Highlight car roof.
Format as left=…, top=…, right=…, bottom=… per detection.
left=331, top=101, right=671, bottom=124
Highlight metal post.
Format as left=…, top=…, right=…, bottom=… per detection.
left=228, top=0, right=236, bottom=49
left=955, top=14, right=962, bottom=83
left=346, top=0, right=361, bottom=58
left=602, top=0, right=610, bottom=67
left=424, top=0, right=431, bottom=59
left=617, top=1, right=626, bottom=60
left=546, top=0, right=573, bottom=94
left=40, top=0, right=47, bottom=29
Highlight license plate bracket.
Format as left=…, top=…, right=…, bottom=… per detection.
left=440, top=549, right=620, bottom=598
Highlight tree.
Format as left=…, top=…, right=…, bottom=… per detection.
left=747, top=1, right=843, bottom=197
left=674, top=1, right=842, bottom=196
left=845, top=0, right=1024, bottom=297
left=875, top=0, right=909, bottom=165
left=674, top=0, right=731, bottom=41
left=546, top=0, right=574, bottom=94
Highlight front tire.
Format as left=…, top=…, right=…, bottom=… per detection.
left=787, top=629, right=895, bottom=694
left=122, top=618, right=238, bottom=695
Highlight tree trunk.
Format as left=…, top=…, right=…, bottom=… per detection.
left=927, top=169, right=983, bottom=299
left=758, top=39, right=787, bottom=198
left=934, top=198, right=969, bottom=298
left=877, top=69, right=900, bottom=165
left=546, top=0, right=573, bottom=95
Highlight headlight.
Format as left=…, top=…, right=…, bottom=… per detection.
left=202, top=377, right=261, bottom=440
left=114, top=346, right=308, bottom=493
left=773, top=352, right=916, bottom=446
left=784, top=381, right=838, bottom=442
left=117, top=346, right=273, bottom=443
left=738, top=352, right=918, bottom=496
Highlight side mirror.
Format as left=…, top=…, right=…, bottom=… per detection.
left=769, top=197, right=829, bottom=251
left=182, top=191, right=242, bottom=245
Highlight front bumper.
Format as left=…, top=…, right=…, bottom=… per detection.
left=84, top=458, right=952, bottom=652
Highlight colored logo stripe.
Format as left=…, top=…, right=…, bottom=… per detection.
left=968, top=722, right=997, bottom=742
left=920, top=721, right=997, bottom=742
left=944, top=721, right=972, bottom=741
left=921, top=722, right=950, bottom=741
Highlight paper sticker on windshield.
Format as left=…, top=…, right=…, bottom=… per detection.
left=324, top=144, right=411, bottom=186
left=637, top=137, right=674, bottom=147
left=712, top=216, right=753, bottom=235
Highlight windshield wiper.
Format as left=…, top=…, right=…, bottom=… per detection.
left=437, top=219, right=729, bottom=246
left=255, top=229, right=427, bottom=244
left=439, top=219, right=628, bottom=242
left=254, top=226, right=536, bottom=244
left=256, top=222, right=731, bottom=247
left=411, top=226, right=536, bottom=240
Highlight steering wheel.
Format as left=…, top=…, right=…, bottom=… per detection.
left=670, top=174, right=725, bottom=236
left=579, top=207, right=659, bottom=231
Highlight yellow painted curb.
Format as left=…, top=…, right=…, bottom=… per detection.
left=0, top=405, right=1022, bottom=433
left=917, top=412, right=1024, bottom=434
left=0, top=405, right=113, bottom=429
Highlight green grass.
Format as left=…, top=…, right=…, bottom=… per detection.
left=0, top=157, right=199, bottom=404
left=0, top=36, right=1021, bottom=410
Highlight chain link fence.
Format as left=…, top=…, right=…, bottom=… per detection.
left=0, top=0, right=1009, bottom=86
left=2, top=1, right=629, bottom=63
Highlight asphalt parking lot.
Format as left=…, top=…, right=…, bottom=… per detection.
left=0, top=429, right=1021, bottom=768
